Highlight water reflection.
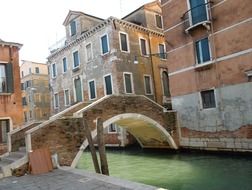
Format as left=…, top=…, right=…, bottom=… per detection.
left=77, top=148, right=252, bottom=190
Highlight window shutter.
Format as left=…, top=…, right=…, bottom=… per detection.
left=6, top=63, right=14, bottom=93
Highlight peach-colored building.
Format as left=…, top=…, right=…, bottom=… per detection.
left=20, top=60, right=50, bottom=123
left=161, top=0, right=252, bottom=151
left=0, top=39, right=23, bottom=154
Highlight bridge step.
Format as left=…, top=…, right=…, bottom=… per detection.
left=0, top=149, right=28, bottom=179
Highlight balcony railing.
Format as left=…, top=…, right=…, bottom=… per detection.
left=182, top=2, right=212, bottom=33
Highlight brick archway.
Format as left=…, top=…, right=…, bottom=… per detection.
left=103, top=113, right=178, bottom=149
left=21, top=95, right=177, bottom=166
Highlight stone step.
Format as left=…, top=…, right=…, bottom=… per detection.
left=9, top=151, right=26, bottom=158
left=0, top=159, right=13, bottom=167
left=18, top=147, right=26, bottom=153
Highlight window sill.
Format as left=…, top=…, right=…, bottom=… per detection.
left=194, top=60, right=214, bottom=71
left=108, top=131, right=118, bottom=134
left=185, top=20, right=211, bottom=34
left=72, top=67, right=80, bottom=72
left=200, top=107, right=217, bottom=111
left=0, top=93, right=12, bottom=96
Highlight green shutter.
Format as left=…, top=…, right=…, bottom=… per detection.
left=6, top=63, right=14, bottom=93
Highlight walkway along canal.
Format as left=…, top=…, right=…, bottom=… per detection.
left=77, top=147, right=252, bottom=190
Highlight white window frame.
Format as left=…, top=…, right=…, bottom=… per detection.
left=103, top=74, right=114, bottom=95
left=186, top=0, right=210, bottom=27
left=72, top=50, right=80, bottom=69
left=72, top=75, right=84, bottom=102
left=62, top=57, right=68, bottom=73
left=119, top=31, right=130, bottom=53
left=51, top=63, right=57, bottom=79
left=64, top=89, right=70, bottom=106
left=100, top=33, right=110, bottom=55
left=159, top=43, right=167, bottom=60
left=85, top=42, right=93, bottom=62
left=88, top=79, right=97, bottom=100
left=70, top=20, right=77, bottom=36
left=195, top=36, right=212, bottom=65
left=123, top=72, right=134, bottom=94
left=199, top=88, right=217, bottom=110
left=143, top=75, right=153, bottom=95
left=107, top=123, right=118, bottom=134
left=155, top=14, right=163, bottom=29
left=53, top=92, right=59, bottom=109
left=139, top=37, right=149, bottom=57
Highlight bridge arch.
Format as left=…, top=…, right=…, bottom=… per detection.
left=103, top=113, right=178, bottom=149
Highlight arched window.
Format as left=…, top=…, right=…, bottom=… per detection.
left=162, top=71, right=170, bottom=97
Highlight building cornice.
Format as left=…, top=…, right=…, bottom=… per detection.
left=48, top=17, right=164, bottom=60
left=0, top=39, right=23, bottom=49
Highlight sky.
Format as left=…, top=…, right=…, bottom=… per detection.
left=0, top=0, right=153, bottom=63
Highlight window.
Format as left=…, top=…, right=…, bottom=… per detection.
left=108, top=123, right=117, bottom=133
left=21, top=83, right=25, bottom=90
left=64, top=89, right=70, bottom=106
left=162, top=71, right=170, bottom=97
left=29, top=68, right=32, bottom=74
left=159, top=44, right=166, bottom=59
left=0, top=64, right=13, bottom=93
left=195, top=37, right=211, bottom=64
left=25, top=80, right=31, bottom=89
left=86, top=43, right=92, bottom=62
left=21, top=71, right=24, bottom=77
left=88, top=80, right=96, bottom=100
left=22, top=97, right=27, bottom=106
left=124, top=72, right=134, bottom=94
left=104, top=74, right=113, bottom=95
left=51, top=63, right=57, bottom=78
left=0, top=120, right=10, bottom=143
left=54, top=93, right=59, bottom=108
left=140, top=38, right=148, bottom=56
left=189, top=0, right=208, bottom=25
left=201, top=89, right=216, bottom=109
left=62, top=57, right=67, bottom=73
left=119, top=32, right=129, bottom=52
left=70, top=20, right=77, bottom=36
left=24, top=112, right=27, bottom=122
left=73, top=51, right=80, bottom=68
left=101, top=34, right=109, bottom=55
left=155, top=14, right=163, bottom=29
left=144, top=75, right=153, bottom=95
left=35, top=67, right=39, bottom=74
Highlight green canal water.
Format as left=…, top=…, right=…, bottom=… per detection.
left=76, top=148, right=252, bottom=190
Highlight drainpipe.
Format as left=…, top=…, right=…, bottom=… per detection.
left=147, top=32, right=157, bottom=102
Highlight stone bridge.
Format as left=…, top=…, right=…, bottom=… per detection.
left=10, top=95, right=178, bottom=167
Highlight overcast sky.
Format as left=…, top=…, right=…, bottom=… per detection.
left=0, top=0, right=153, bottom=63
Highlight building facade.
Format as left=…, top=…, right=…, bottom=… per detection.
left=20, top=60, right=50, bottom=123
left=161, top=0, right=252, bottom=151
left=47, top=1, right=170, bottom=146
left=0, top=39, right=23, bottom=154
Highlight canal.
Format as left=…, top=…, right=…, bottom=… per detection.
left=76, top=147, right=252, bottom=190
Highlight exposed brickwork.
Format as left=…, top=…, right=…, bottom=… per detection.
left=11, top=123, right=40, bottom=151
left=31, top=119, right=85, bottom=166
left=29, top=95, right=177, bottom=166
left=181, top=125, right=252, bottom=139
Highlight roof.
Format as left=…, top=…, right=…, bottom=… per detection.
left=48, top=16, right=164, bottom=60
left=63, top=10, right=104, bottom=26
left=122, top=0, right=160, bottom=20
left=0, top=38, right=23, bottom=49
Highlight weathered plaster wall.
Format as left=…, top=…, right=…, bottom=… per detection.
left=173, top=83, right=252, bottom=151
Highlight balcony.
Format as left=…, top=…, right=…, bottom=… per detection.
left=182, top=2, right=212, bottom=34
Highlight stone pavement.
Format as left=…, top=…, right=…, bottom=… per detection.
left=0, top=167, right=166, bottom=190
